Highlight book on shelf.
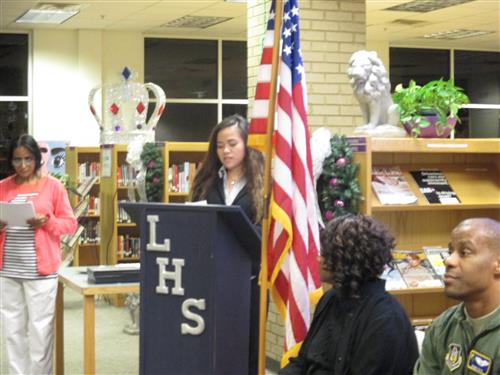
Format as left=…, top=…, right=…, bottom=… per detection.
left=75, top=175, right=99, bottom=198
left=73, top=196, right=90, bottom=219
left=423, top=246, right=449, bottom=278
left=395, top=254, right=443, bottom=288
left=168, top=162, right=200, bottom=193
left=410, top=169, right=460, bottom=204
left=61, top=225, right=85, bottom=249
left=371, top=166, right=418, bottom=205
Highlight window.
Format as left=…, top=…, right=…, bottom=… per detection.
left=390, top=47, right=450, bottom=87
left=455, top=50, right=500, bottom=137
left=0, top=33, right=30, bottom=178
left=145, top=38, right=247, bottom=142
left=390, top=47, right=500, bottom=138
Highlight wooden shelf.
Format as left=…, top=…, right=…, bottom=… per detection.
left=117, top=222, right=136, bottom=228
left=353, top=137, right=500, bottom=321
left=388, top=287, right=445, bottom=296
left=79, top=243, right=100, bottom=247
left=168, top=192, right=189, bottom=197
left=371, top=162, right=500, bottom=211
left=163, top=142, right=208, bottom=203
left=371, top=137, right=500, bottom=154
left=66, top=146, right=101, bottom=267
left=81, top=213, right=100, bottom=218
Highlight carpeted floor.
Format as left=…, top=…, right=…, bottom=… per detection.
left=1, top=286, right=278, bottom=375
left=1, top=287, right=139, bottom=375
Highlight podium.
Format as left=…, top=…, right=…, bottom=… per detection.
left=121, top=203, right=261, bottom=375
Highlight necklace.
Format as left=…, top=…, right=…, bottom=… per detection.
left=228, top=174, right=241, bottom=186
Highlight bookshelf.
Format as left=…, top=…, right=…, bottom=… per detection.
left=99, top=144, right=141, bottom=268
left=354, top=137, right=500, bottom=322
left=65, top=147, right=101, bottom=266
left=99, top=142, right=209, bottom=267
left=162, top=142, right=208, bottom=203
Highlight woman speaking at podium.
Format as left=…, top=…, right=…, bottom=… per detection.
left=191, top=114, right=264, bottom=374
left=0, top=134, right=77, bottom=375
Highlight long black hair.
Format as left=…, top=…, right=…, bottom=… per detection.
left=190, top=114, right=264, bottom=224
left=7, top=134, right=43, bottom=173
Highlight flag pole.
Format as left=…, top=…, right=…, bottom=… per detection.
left=258, top=0, right=283, bottom=374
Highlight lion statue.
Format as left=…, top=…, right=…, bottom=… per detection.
left=347, top=50, right=406, bottom=137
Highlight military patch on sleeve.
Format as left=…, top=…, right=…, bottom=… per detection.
left=467, top=350, right=492, bottom=375
left=445, top=343, right=463, bottom=372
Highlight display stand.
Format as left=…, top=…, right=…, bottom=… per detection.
left=66, top=146, right=101, bottom=266
left=122, top=202, right=260, bottom=375
left=352, top=137, right=500, bottom=322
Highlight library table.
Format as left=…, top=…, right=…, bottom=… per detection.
left=55, top=266, right=139, bottom=375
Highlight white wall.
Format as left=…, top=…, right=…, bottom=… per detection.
left=32, top=29, right=144, bottom=146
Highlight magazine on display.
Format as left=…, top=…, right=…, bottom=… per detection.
left=423, top=246, right=449, bottom=278
left=410, top=170, right=460, bottom=204
left=396, top=256, right=443, bottom=288
left=371, top=166, right=418, bottom=205
left=381, top=263, right=407, bottom=290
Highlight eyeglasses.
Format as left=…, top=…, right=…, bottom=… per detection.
left=12, top=157, right=35, bottom=167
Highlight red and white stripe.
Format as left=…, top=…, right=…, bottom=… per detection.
left=251, top=0, right=321, bottom=356
left=249, top=21, right=275, bottom=134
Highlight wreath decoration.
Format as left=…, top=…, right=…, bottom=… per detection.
left=316, top=134, right=363, bottom=222
left=141, top=143, right=163, bottom=202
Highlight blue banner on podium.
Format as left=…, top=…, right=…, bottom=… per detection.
left=122, top=203, right=260, bottom=375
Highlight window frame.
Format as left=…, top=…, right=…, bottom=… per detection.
left=0, top=31, right=32, bottom=133
left=144, top=36, right=248, bottom=128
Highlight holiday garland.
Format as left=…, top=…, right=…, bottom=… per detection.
left=141, top=143, right=164, bottom=202
left=316, top=135, right=362, bottom=222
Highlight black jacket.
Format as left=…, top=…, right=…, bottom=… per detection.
left=280, top=280, right=418, bottom=375
left=206, top=176, right=256, bottom=224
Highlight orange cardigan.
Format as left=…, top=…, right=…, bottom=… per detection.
left=0, top=175, right=77, bottom=275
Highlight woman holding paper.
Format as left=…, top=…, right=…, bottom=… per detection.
left=190, top=114, right=264, bottom=375
left=0, top=134, right=77, bottom=375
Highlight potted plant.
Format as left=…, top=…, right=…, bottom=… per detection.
left=392, top=79, right=470, bottom=138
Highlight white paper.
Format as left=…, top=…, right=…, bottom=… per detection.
left=0, top=201, right=36, bottom=227
left=184, top=200, right=208, bottom=205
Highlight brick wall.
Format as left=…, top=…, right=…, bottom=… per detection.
left=247, top=0, right=366, bottom=363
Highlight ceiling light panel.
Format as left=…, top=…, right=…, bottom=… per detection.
left=423, top=29, right=494, bottom=39
left=15, top=3, right=82, bottom=24
left=386, top=0, right=476, bottom=13
left=162, top=16, right=232, bottom=29
left=391, top=19, right=427, bottom=25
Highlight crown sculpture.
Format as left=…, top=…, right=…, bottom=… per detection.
left=88, top=67, right=166, bottom=202
left=88, top=67, right=166, bottom=145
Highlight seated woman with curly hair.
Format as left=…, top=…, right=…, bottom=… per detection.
left=280, top=214, right=418, bottom=375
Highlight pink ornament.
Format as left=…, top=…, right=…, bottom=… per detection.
left=334, top=199, right=344, bottom=207
left=148, top=160, right=156, bottom=169
left=336, top=157, right=346, bottom=167
left=329, top=178, right=338, bottom=187
left=152, top=176, right=159, bottom=184
left=325, top=210, right=334, bottom=221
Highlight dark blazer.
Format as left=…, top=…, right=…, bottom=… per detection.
left=206, top=176, right=256, bottom=223
left=280, top=280, right=418, bottom=375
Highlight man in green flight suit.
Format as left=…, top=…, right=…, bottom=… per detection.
left=414, top=218, right=499, bottom=375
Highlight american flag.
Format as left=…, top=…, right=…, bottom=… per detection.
left=250, top=0, right=321, bottom=359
